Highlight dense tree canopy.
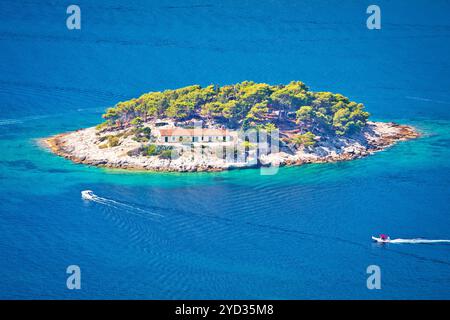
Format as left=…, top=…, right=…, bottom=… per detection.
left=102, top=81, right=370, bottom=136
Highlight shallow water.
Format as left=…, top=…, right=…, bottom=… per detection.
left=0, top=0, right=449, bottom=299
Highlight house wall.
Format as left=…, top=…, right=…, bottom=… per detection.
left=160, top=135, right=232, bottom=143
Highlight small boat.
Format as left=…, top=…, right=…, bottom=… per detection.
left=372, top=236, right=388, bottom=243
left=81, top=190, right=94, bottom=200
left=372, top=234, right=390, bottom=243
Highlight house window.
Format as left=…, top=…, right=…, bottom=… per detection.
left=164, top=137, right=168, bottom=142
left=222, top=136, right=226, bottom=142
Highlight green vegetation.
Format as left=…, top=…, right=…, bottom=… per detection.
left=142, top=144, right=157, bottom=156
left=95, top=121, right=109, bottom=131
left=107, top=135, right=120, bottom=147
left=98, top=133, right=130, bottom=148
left=132, top=126, right=152, bottom=143
left=290, top=132, right=317, bottom=147
left=102, top=81, right=370, bottom=136
left=130, top=116, right=143, bottom=127
left=133, top=144, right=178, bottom=159
left=159, top=149, right=174, bottom=159
left=255, top=122, right=277, bottom=133
left=241, top=141, right=256, bottom=149
left=97, top=134, right=122, bottom=147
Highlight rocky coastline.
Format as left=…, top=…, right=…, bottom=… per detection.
left=42, top=121, right=419, bottom=173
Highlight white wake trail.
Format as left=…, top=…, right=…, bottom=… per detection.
left=389, top=238, right=450, bottom=244
left=81, top=190, right=163, bottom=218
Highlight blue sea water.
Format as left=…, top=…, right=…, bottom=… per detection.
left=0, top=0, right=449, bottom=299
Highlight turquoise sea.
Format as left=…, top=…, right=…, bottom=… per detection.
left=0, top=0, right=449, bottom=299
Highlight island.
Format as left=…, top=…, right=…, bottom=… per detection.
left=44, top=81, right=419, bottom=172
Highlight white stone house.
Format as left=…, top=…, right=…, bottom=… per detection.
left=157, top=128, right=233, bottom=143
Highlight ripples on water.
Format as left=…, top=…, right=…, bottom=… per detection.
left=1, top=0, right=450, bottom=299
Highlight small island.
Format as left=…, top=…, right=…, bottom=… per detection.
left=44, top=81, right=419, bottom=172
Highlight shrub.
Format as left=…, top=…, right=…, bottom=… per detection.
left=142, top=127, right=151, bottom=136
left=241, top=141, right=256, bottom=149
left=256, top=122, right=277, bottom=133
left=126, top=147, right=141, bottom=156
left=144, top=144, right=157, bottom=156
left=108, top=135, right=120, bottom=147
left=159, top=149, right=174, bottom=159
left=121, top=130, right=134, bottom=138
left=132, top=126, right=152, bottom=142
left=95, top=121, right=108, bottom=131
left=291, top=132, right=317, bottom=147
left=138, top=144, right=176, bottom=158
left=130, top=117, right=143, bottom=127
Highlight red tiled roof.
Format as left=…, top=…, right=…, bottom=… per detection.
left=158, top=128, right=229, bottom=136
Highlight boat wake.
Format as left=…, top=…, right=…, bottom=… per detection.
left=81, top=190, right=163, bottom=218
left=389, top=239, right=450, bottom=244
left=372, top=236, right=450, bottom=244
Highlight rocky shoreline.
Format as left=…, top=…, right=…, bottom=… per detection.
left=42, top=121, right=419, bottom=172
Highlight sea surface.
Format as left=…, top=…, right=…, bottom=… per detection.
left=0, top=0, right=449, bottom=299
